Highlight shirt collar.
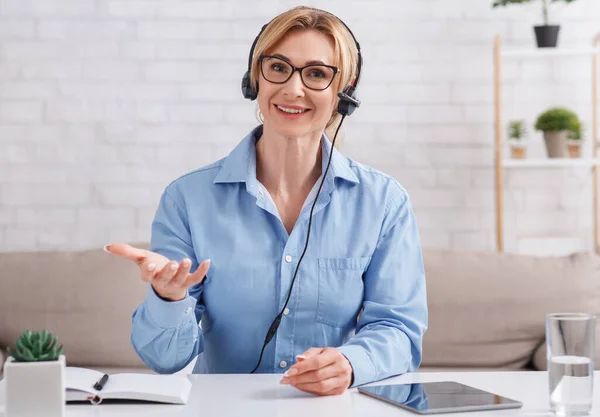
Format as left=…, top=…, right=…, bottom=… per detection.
left=213, top=125, right=359, bottom=185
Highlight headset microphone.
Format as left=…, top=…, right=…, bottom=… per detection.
left=338, top=92, right=360, bottom=107
left=337, top=90, right=361, bottom=115
left=242, top=9, right=363, bottom=374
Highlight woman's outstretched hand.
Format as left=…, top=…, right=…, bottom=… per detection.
left=104, top=243, right=211, bottom=302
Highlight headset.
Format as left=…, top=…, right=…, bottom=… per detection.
left=241, top=8, right=363, bottom=374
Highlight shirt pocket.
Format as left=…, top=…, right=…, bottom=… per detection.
left=316, top=257, right=370, bottom=328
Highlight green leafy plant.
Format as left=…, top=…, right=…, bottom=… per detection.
left=492, top=0, right=578, bottom=25
left=7, top=330, right=64, bottom=362
left=534, top=107, right=580, bottom=133
left=508, top=120, right=528, bottom=140
left=568, top=119, right=583, bottom=140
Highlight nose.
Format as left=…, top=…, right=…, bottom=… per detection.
left=281, top=70, right=304, bottom=98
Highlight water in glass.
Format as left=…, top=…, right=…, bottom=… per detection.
left=549, top=355, right=593, bottom=416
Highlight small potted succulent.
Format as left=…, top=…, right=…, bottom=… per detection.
left=508, top=120, right=528, bottom=159
left=492, top=0, right=579, bottom=48
left=4, top=330, right=66, bottom=417
left=534, top=107, right=580, bottom=158
left=567, top=119, right=583, bottom=158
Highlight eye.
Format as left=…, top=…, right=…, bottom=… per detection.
left=271, top=63, right=288, bottom=73
left=307, top=69, right=326, bottom=79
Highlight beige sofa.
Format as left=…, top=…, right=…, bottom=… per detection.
left=1, top=245, right=599, bottom=377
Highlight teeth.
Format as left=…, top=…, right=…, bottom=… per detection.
left=277, top=105, right=306, bottom=114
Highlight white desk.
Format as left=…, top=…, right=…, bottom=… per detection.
left=1, top=371, right=598, bottom=416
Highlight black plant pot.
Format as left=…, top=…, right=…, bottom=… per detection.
left=534, top=25, right=560, bottom=48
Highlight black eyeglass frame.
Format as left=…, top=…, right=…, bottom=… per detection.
left=258, top=54, right=339, bottom=91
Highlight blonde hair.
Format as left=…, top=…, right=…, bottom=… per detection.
left=250, top=6, right=359, bottom=146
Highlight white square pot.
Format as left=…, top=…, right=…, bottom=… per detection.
left=5, top=354, right=66, bottom=417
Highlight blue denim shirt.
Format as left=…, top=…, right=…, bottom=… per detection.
left=130, top=125, right=428, bottom=387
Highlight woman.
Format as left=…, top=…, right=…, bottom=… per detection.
left=104, top=6, right=427, bottom=397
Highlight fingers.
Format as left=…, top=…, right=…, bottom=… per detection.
left=183, top=259, right=211, bottom=287
left=104, top=243, right=148, bottom=264
left=285, top=363, right=340, bottom=384
left=104, top=243, right=172, bottom=284
left=154, top=258, right=209, bottom=288
left=171, top=258, right=192, bottom=286
left=287, top=348, right=335, bottom=376
left=297, top=348, right=323, bottom=361
left=141, top=261, right=159, bottom=283
left=156, top=260, right=181, bottom=284
left=292, top=376, right=346, bottom=396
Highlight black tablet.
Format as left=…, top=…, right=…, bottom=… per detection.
left=358, top=381, right=523, bottom=414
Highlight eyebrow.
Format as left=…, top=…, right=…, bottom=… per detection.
left=271, top=53, right=329, bottom=66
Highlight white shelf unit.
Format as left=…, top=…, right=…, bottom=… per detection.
left=494, top=36, right=600, bottom=254
left=502, top=158, right=600, bottom=168
left=502, top=47, right=600, bottom=58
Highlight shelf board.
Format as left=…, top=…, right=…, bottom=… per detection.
left=502, top=158, right=600, bottom=168
left=502, top=47, right=600, bottom=58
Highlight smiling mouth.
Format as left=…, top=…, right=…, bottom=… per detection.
left=275, top=104, right=310, bottom=114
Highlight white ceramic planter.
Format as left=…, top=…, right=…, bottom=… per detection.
left=4, top=354, right=66, bottom=417
left=543, top=130, right=569, bottom=158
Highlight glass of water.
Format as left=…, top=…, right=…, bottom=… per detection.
left=546, top=313, right=596, bottom=416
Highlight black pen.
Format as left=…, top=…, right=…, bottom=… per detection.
left=93, top=374, right=109, bottom=391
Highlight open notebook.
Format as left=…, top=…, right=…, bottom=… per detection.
left=66, top=367, right=192, bottom=405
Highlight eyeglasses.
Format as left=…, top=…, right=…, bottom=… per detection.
left=259, top=55, right=339, bottom=91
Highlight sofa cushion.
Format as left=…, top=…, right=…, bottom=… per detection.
left=533, top=341, right=546, bottom=371
left=421, top=249, right=600, bottom=370
left=0, top=243, right=151, bottom=368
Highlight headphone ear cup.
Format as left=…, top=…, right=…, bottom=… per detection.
left=337, top=86, right=358, bottom=116
left=241, top=71, right=258, bottom=101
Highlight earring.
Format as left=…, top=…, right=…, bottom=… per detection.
left=256, top=105, right=264, bottom=124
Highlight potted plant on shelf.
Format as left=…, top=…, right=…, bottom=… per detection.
left=567, top=119, right=583, bottom=158
left=508, top=120, right=528, bottom=159
left=4, top=330, right=66, bottom=417
left=492, top=0, right=579, bottom=48
left=534, top=107, right=580, bottom=158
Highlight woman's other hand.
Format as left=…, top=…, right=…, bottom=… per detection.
left=280, top=347, right=354, bottom=396
left=104, top=243, right=211, bottom=302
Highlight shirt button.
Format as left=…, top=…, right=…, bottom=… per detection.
left=279, top=360, right=287, bottom=368
left=283, top=308, right=290, bottom=316
left=285, top=255, right=292, bottom=263
left=184, top=307, right=192, bottom=314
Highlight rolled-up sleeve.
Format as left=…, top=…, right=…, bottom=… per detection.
left=338, top=190, right=428, bottom=387
left=130, top=188, right=206, bottom=374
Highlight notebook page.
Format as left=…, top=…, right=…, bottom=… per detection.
left=104, top=374, right=191, bottom=403
left=66, top=367, right=104, bottom=394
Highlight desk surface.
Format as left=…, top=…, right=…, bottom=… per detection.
left=2, top=370, right=598, bottom=416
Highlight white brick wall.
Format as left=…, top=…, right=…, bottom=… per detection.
left=0, top=0, right=599, bottom=253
